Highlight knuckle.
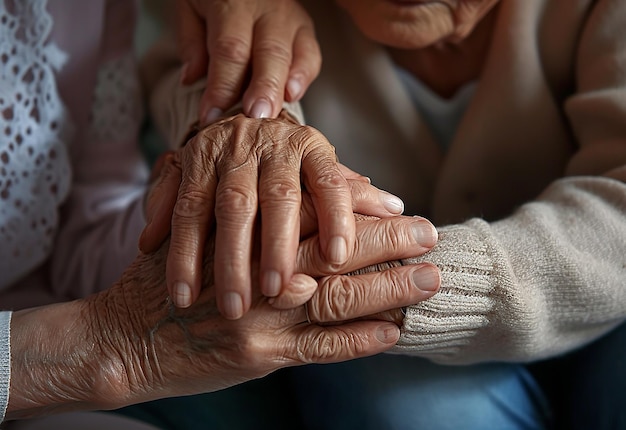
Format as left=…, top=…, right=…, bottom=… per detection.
left=215, top=186, right=257, bottom=217
left=312, top=170, right=345, bottom=191
left=212, top=35, right=251, bottom=66
left=297, top=329, right=368, bottom=363
left=228, top=334, right=266, bottom=368
left=173, top=190, right=210, bottom=221
left=314, top=276, right=362, bottom=321
left=167, top=236, right=198, bottom=261
left=259, top=180, right=300, bottom=206
left=348, top=182, right=370, bottom=209
left=293, top=125, right=328, bottom=148
left=255, top=39, right=292, bottom=66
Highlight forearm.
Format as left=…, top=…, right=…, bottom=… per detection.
left=6, top=301, right=129, bottom=421
left=393, top=175, right=626, bottom=364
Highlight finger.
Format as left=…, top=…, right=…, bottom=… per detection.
left=307, top=263, right=440, bottom=323
left=166, top=148, right=217, bottom=309
left=241, top=13, right=296, bottom=119
left=297, top=216, right=438, bottom=276
left=139, top=154, right=181, bottom=253
left=176, top=0, right=209, bottom=84
left=284, top=25, right=321, bottom=102
left=213, top=163, right=259, bottom=320
left=258, top=151, right=303, bottom=297
left=282, top=321, right=400, bottom=365
left=301, top=147, right=355, bottom=267
left=299, top=181, right=406, bottom=237
left=199, top=3, right=255, bottom=125
left=268, top=273, right=317, bottom=309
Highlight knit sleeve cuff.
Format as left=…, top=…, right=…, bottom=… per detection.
left=0, top=311, right=11, bottom=423
left=391, top=221, right=496, bottom=363
left=149, top=68, right=306, bottom=149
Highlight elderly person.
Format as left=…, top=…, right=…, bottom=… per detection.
left=145, top=0, right=626, bottom=428
left=1, top=0, right=437, bottom=428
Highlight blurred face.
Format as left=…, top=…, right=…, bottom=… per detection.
left=335, top=0, right=500, bottom=48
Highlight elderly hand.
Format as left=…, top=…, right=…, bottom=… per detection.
left=7, top=214, right=439, bottom=420
left=177, top=0, right=320, bottom=124
left=139, top=111, right=411, bottom=318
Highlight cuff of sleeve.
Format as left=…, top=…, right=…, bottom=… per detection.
left=0, top=311, right=12, bottom=422
left=390, top=221, right=495, bottom=363
left=150, top=68, right=307, bottom=149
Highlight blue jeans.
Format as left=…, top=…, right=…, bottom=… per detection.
left=532, top=321, right=626, bottom=430
left=115, top=322, right=626, bottom=429
left=115, top=358, right=549, bottom=430
left=286, top=355, right=551, bottom=430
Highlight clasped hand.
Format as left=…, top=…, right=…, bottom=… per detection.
left=90, top=212, right=440, bottom=408
left=140, top=111, right=436, bottom=320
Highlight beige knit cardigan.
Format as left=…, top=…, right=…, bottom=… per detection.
left=150, top=0, right=626, bottom=365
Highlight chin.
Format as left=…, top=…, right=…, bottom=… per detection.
left=340, top=0, right=454, bottom=48
left=360, top=18, right=452, bottom=49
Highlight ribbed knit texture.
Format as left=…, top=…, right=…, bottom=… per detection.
left=392, top=177, right=626, bottom=365
left=395, top=224, right=494, bottom=361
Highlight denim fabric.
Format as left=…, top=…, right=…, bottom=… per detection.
left=533, top=322, right=626, bottom=430
left=114, top=369, right=304, bottom=430
left=287, top=355, right=552, bottom=430
left=114, top=322, right=626, bottom=430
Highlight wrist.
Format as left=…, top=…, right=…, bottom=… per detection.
left=6, top=300, right=130, bottom=420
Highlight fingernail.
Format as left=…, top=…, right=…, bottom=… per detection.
left=411, top=265, right=440, bottom=291
left=262, top=270, right=282, bottom=297
left=327, top=236, right=348, bottom=265
left=375, top=324, right=399, bottom=344
left=173, top=281, right=192, bottom=308
left=412, top=220, right=438, bottom=247
left=250, top=98, right=272, bottom=119
left=287, top=77, right=303, bottom=101
left=222, top=292, right=244, bottom=319
left=204, top=107, right=223, bottom=125
left=381, top=191, right=404, bottom=214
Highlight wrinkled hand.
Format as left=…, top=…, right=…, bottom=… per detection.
left=177, top=0, right=320, bottom=124
left=7, top=213, right=438, bottom=420
left=97, top=215, right=439, bottom=407
left=139, top=111, right=408, bottom=318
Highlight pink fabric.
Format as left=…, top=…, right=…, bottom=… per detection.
left=1, top=0, right=148, bottom=309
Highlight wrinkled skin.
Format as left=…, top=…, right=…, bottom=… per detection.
left=8, top=214, right=439, bottom=420
left=335, top=0, right=500, bottom=48
left=141, top=111, right=361, bottom=317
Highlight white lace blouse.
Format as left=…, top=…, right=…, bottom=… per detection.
left=0, top=0, right=148, bottom=305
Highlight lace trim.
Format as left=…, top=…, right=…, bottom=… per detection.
left=87, top=52, right=143, bottom=143
left=0, top=0, right=73, bottom=289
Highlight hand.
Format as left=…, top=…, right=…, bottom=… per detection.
left=7, top=214, right=438, bottom=420
left=177, top=0, right=321, bottom=124
left=139, top=111, right=410, bottom=318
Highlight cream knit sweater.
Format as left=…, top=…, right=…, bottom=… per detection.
left=150, top=0, right=626, bottom=365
